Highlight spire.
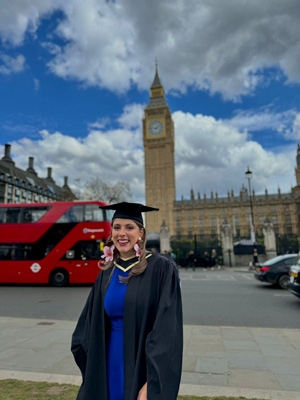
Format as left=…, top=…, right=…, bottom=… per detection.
left=151, top=59, right=163, bottom=89
left=145, top=60, right=168, bottom=111
left=191, top=188, right=195, bottom=201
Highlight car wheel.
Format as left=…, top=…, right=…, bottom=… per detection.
left=50, top=268, right=69, bottom=287
left=277, top=274, right=289, bottom=290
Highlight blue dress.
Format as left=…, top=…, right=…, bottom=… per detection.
left=104, top=257, right=138, bottom=400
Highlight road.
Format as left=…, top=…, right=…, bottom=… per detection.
left=180, top=269, right=300, bottom=328
left=0, top=269, right=299, bottom=328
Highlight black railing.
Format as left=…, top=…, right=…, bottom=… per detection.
left=170, top=234, right=223, bottom=266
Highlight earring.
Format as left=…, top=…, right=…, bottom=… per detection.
left=134, top=241, right=142, bottom=259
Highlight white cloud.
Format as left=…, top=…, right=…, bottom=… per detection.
left=285, top=113, right=300, bottom=141
left=117, top=103, right=144, bottom=130
left=0, top=53, right=25, bottom=75
left=173, top=110, right=295, bottom=197
left=1, top=0, right=300, bottom=98
left=0, top=0, right=54, bottom=46
left=225, top=108, right=297, bottom=137
left=10, top=124, right=146, bottom=202
left=6, top=104, right=297, bottom=204
left=88, top=117, right=110, bottom=130
left=46, top=0, right=139, bottom=93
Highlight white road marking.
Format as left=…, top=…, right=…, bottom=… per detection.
left=216, top=275, right=236, bottom=281
left=274, top=294, right=291, bottom=297
left=180, top=273, right=255, bottom=282
left=242, top=274, right=252, bottom=280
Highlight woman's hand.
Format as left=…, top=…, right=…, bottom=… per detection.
left=137, top=382, right=147, bottom=400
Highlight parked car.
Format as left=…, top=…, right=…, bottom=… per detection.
left=288, top=264, right=300, bottom=299
left=254, top=254, right=298, bottom=289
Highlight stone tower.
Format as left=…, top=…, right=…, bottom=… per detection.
left=143, top=64, right=176, bottom=235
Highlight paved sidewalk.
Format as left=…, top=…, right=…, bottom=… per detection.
left=0, top=317, right=300, bottom=399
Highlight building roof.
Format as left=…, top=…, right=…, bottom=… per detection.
left=145, top=63, right=168, bottom=111
left=151, top=63, right=163, bottom=89
left=174, top=191, right=297, bottom=208
left=0, top=144, right=75, bottom=200
left=145, top=96, right=168, bottom=110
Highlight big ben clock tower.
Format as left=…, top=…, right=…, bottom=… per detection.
left=143, top=63, right=176, bottom=235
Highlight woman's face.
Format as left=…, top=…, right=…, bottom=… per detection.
left=112, top=218, right=144, bottom=259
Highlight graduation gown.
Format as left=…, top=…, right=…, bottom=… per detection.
left=71, top=253, right=183, bottom=400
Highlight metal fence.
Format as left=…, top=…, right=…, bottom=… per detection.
left=276, top=234, right=300, bottom=255
left=170, top=234, right=222, bottom=266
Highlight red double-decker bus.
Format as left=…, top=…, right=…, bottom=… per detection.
left=0, top=201, right=113, bottom=286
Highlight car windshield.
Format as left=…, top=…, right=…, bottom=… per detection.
left=262, top=256, right=291, bottom=266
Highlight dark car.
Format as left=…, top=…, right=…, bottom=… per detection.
left=288, top=264, right=300, bottom=299
left=254, top=254, right=298, bottom=289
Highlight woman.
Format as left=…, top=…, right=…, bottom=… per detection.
left=71, top=202, right=183, bottom=400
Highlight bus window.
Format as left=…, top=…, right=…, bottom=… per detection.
left=0, top=244, right=18, bottom=260
left=0, top=208, right=6, bottom=223
left=62, top=240, right=103, bottom=261
left=20, top=244, right=34, bottom=260
left=0, top=243, right=52, bottom=261
left=57, top=205, right=84, bottom=223
left=6, top=208, right=21, bottom=224
left=104, top=209, right=114, bottom=221
left=84, top=205, right=104, bottom=222
left=22, top=206, right=50, bottom=223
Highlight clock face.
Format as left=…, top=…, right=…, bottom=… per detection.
left=149, top=120, right=163, bottom=136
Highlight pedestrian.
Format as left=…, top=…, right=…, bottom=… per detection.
left=211, top=249, right=220, bottom=270
left=187, top=249, right=196, bottom=271
left=253, top=245, right=258, bottom=266
left=71, top=202, right=183, bottom=400
left=169, top=249, right=177, bottom=262
left=203, top=251, right=211, bottom=270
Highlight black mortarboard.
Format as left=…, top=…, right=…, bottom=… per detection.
left=99, top=202, right=159, bottom=225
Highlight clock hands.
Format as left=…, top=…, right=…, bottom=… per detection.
left=149, top=120, right=163, bottom=135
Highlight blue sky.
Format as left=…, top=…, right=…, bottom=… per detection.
left=1, top=0, right=300, bottom=202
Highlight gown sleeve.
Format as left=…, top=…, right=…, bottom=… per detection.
left=71, top=284, right=95, bottom=381
left=145, top=260, right=183, bottom=400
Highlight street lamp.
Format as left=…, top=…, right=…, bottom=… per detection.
left=245, top=166, right=256, bottom=243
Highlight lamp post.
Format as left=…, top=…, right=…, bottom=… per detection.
left=245, top=166, right=256, bottom=243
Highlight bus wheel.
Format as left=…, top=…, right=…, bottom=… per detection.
left=50, top=268, right=69, bottom=287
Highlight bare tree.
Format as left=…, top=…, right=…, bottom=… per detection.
left=77, top=177, right=132, bottom=203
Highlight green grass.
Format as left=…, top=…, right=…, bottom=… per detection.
left=0, top=380, right=269, bottom=400
left=0, top=380, right=78, bottom=400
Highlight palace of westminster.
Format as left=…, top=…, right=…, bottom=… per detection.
left=143, top=67, right=300, bottom=240
left=1, top=66, right=300, bottom=241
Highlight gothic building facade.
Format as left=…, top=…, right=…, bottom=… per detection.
left=0, top=144, right=75, bottom=204
left=143, top=68, right=300, bottom=239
